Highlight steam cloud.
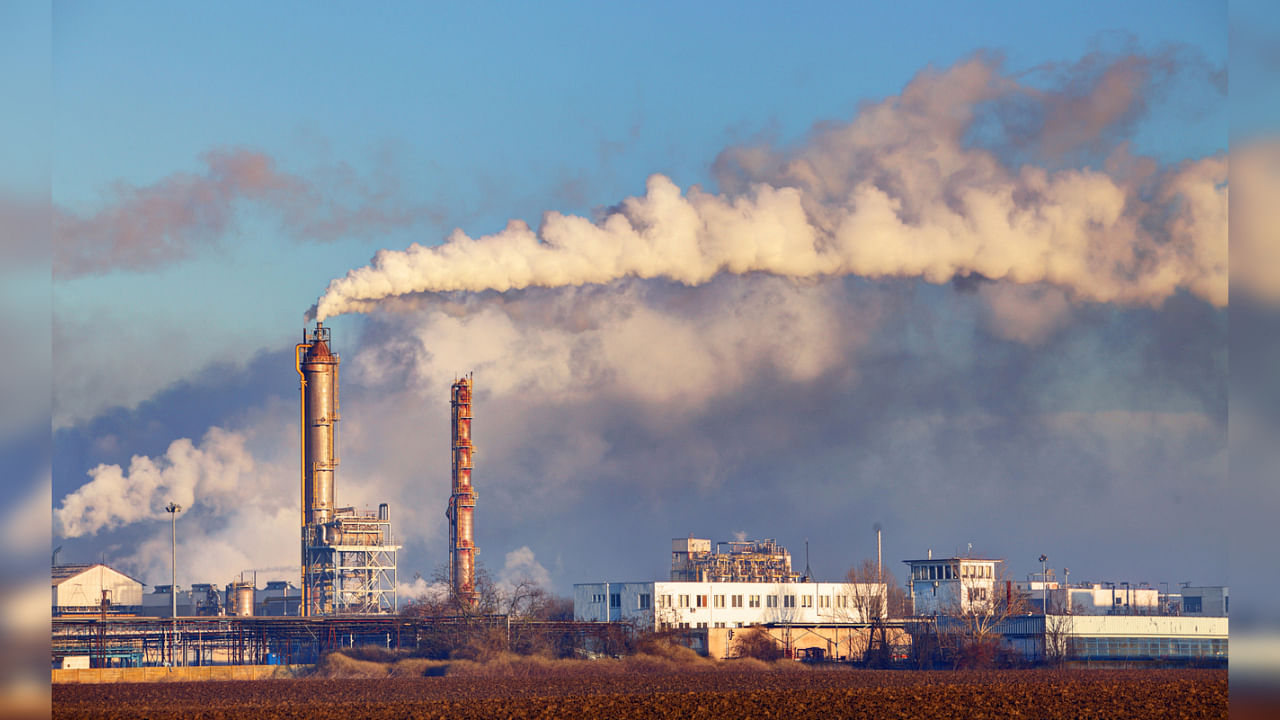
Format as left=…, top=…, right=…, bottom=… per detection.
left=1231, top=139, right=1280, bottom=306
left=55, top=148, right=438, bottom=278
left=313, top=54, right=1226, bottom=322
left=54, top=427, right=259, bottom=538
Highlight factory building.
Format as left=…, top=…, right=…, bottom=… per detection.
left=52, top=564, right=143, bottom=615
left=671, top=537, right=799, bottom=583
left=577, top=537, right=885, bottom=632
left=1177, top=586, right=1229, bottom=616
left=574, top=580, right=888, bottom=629
left=904, top=554, right=1001, bottom=615
left=295, top=322, right=400, bottom=615
left=1000, top=615, right=1228, bottom=664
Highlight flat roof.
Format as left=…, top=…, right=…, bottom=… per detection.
left=902, top=558, right=1002, bottom=563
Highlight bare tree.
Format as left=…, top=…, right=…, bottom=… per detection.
left=840, top=559, right=908, bottom=666
left=936, top=563, right=1028, bottom=668
left=1043, top=612, right=1074, bottom=666
left=730, top=626, right=783, bottom=661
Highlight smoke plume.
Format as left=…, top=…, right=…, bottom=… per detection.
left=313, top=54, right=1226, bottom=322
left=1231, top=139, right=1280, bottom=306
left=54, top=426, right=260, bottom=538
left=55, top=148, right=438, bottom=278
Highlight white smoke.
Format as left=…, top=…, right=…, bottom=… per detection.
left=1232, top=139, right=1280, bottom=306
left=53, top=427, right=261, bottom=538
left=351, top=276, right=871, bottom=412
left=398, top=576, right=449, bottom=602
left=497, top=546, right=551, bottom=591
left=313, top=56, right=1226, bottom=322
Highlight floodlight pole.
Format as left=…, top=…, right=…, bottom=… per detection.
left=166, top=502, right=182, bottom=665
left=1039, top=554, right=1048, bottom=614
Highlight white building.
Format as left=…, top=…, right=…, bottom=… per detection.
left=904, top=556, right=1000, bottom=615
left=1001, top=614, right=1228, bottom=663
left=52, top=564, right=143, bottom=614
left=574, top=580, right=887, bottom=629
left=1177, top=586, right=1228, bottom=616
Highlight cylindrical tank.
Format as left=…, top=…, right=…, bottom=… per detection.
left=302, top=323, right=339, bottom=526
left=226, top=581, right=255, bottom=617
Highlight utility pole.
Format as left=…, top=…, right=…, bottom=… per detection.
left=166, top=502, right=182, bottom=665
left=1039, top=554, right=1048, bottom=614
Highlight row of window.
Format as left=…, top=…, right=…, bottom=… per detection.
left=911, top=564, right=993, bottom=581
left=655, top=594, right=858, bottom=609
left=1068, top=637, right=1227, bottom=659
left=663, top=621, right=751, bottom=630
left=594, top=591, right=878, bottom=612
left=590, top=593, right=647, bottom=609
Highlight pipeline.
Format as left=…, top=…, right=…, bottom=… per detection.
left=294, top=340, right=310, bottom=617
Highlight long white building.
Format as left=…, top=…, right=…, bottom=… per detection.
left=574, top=580, right=887, bottom=630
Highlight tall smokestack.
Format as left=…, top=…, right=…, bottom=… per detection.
left=447, top=375, right=478, bottom=606
left=297, top=321, right=340, bottom=616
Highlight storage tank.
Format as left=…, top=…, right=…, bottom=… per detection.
left=226, top=581, right=255, bottom=617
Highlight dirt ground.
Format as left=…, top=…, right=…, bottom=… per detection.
left=54, top=667, right=1227, bottom=719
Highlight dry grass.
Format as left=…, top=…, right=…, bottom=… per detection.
left=311, top=641, right=797, bottom=679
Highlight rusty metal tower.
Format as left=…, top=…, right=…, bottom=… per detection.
left=447, top=375, right=478, bottom=606
left=295, top=322, right=399, bottom=615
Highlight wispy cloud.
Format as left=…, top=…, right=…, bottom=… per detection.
left=54, top=148, right=442, bottom=278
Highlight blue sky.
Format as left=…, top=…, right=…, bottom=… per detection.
left=48, top=2, right=1229, bottom=417
left=30, top=1, right=1272, bottom=621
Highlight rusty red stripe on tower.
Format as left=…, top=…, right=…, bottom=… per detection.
left=447, top=374, right=478, bottom=606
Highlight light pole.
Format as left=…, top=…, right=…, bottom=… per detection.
left=166, top=502, right=182, bottom=666
left=166, top=503, right=182, bottom=618
left=1039, top=554, right=1048, bottom=614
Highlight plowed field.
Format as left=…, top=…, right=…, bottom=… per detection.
left=54, top=668, right=1226, bottom=719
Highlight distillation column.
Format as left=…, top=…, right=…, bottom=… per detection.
left=297, top=322, right=340, bottom=615
left=447, top=375, right=478, bottom=606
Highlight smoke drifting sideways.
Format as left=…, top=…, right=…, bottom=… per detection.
left=310, top=53, right=1226, bottom=324
left=55, top=148, right=441, bottom=278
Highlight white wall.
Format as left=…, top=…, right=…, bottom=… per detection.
left=575, top=581, right=886, bottom=629
left=53, top=566, right=143, bottom=607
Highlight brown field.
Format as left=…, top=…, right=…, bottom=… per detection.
left=54, top=666, right=1226, bottom=719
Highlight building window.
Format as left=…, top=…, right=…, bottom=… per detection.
left=714, top=622, right=725, bottom=628
left=713, top=595, right=725, bottom=608
left=731, top=595, right=743, bottom=608
left=836, top=595, right=847, bottom=608
left=800, top=596, right=813, bottom=608
left=610, top=593, right=621, bottom=608
left=592, top=593, right=604, bottom=604
left=679, top=595, right=689, bottom=608
left=679, top=622, right=689, bottom=629
left=696, top=622, right=707, bottom=629
left=818, top=596, right=830, bottom=609
left=639, top=594, right=652, bottom=609
left=748, top=595, right=760, bottom=608
left=784, top=596, right=796, bottom=608
left=659, top=595, right=671, bottom=608
left=696, top=595, right=708, bottom=608
left=1184, top=597, right=1202, bottom=613
left=928, top=566, right=936, bottom=581
left=767, top=596, right=778, bottom=608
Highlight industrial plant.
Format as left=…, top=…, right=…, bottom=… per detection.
left=51, top=323, right=1229, bottom=673
left=295, top=322, right=400, bottom=615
